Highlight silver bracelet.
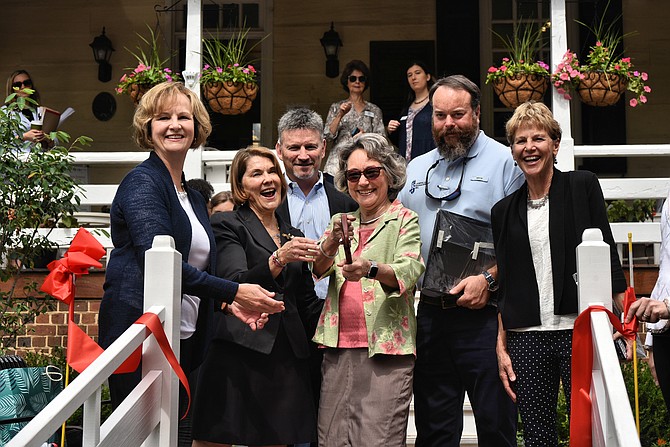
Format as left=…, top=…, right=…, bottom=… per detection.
left=319, top=239, right=337, bottom=259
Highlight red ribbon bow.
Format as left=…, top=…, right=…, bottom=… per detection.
left=41, top=228, right=190, bottom=417
left=570, top=287, right=637, bottom=446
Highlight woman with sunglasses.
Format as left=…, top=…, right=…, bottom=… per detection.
left=312, top=133, right=424, bottom=447
left=323, top=60, right=386, bottom=176
left=387, top=61, right=436, bottom=162
left=4, top=69, right=54, bottom=148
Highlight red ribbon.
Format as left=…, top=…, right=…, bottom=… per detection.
left=570, top=289, right=637, bottom=446
left=41, top=228, right=190, bottom=418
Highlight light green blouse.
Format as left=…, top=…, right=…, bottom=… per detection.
left=313, top=199, right=425, bottom=357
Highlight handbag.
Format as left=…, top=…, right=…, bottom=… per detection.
left=0, top=365, right=63, bottom=445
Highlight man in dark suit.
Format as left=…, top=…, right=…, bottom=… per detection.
left=275, top=108, right=357, bottom=447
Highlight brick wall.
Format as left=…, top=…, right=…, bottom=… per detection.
left=4, top=299, right=101, bottom=359
left=1, top=271, right=104, bottom=359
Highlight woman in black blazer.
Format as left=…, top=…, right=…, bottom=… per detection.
left=191, top=146, right=324, bottom=447
left=491, top=102, right=627, bottom=447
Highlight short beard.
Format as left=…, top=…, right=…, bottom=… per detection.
left=291, top=164, right=317, bottom=181
left=434, top=126, right=479, bottom=161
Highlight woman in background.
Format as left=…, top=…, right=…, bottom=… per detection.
left=5, top=69, right=53, bottom=148
left=387, top=61, right=436, bottom=161
left=323, top=60, right=385, bottom=176
left=210, top=190, right=235, bottom=214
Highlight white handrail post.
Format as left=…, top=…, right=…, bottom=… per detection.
left=142, top=235, right=182, bottom=447
left=576, top=228, right=613, bottom=313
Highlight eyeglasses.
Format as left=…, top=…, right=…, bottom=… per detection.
left=348, top=75, right=367, bottom=83
left=345, top=166, right=385, bottom=182
left=12, top=79, right=33, bottom=89
left=424, top=158, right=466, bottom=201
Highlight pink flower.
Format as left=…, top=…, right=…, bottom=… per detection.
left=204, top=64, right=210, bottom=70
left=644, top=85, right=652, bottom=93
left=242, top=68, right=249, bottom=74
left=401, top=316, right=410, bottom=331
left=164, top=68, right=172, bottom=73
left=115, top=87, right=123, bottom=93
left=557, top=88, right=566, bottom=95
left=630, top=98, right=638, bottom=107
left=501, top=66, right=507, bottom=72
left=134, top=63, right=147, bottom=73
left=120, top=74, right=127, bottom=82
left=560, top=72, right=570, bottom=81
left=216, top=67, right=223, bottom=73
left=621, top=57, right=631, bottom=63
left=641, top=72, right=648, bottom=81
left=488, top=66, right=498, bottom=73
left=393, top=330, right=406, bottom=345
left=502, top=57, right=509, bottom=62
left=233, top=63, right=239, bottom=67
left=166, top=75, right=173, bottom=82
left=596, top=41, right=603, bottom=47
left=633, top=71, right=640, bottom=77
left=554, top=81, right=562, bottom=87
left=640, top=95, right=647, bottom=103
left=248, top=65, right=256, bottom=73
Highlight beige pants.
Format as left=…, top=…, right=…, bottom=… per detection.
left=318, top=348, right=415, bottom=447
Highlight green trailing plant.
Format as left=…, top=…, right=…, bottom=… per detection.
left=607, top=199, right=656, bottom=223
left=116, top=25, right=182, bottom=95
left=485, top=20, right=551, bottom=84
left=199, top=26, right=266, bottom=85
left=0, top=87, right=91, bottom=350
left=551, top=1, right=651, bottom=106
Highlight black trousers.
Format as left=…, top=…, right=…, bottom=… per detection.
left=412, top=304, right=517, bottom=447
left=654, top=332, right=670, bottom=413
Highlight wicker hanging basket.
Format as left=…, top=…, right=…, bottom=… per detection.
left=128, top=84, right=154, bottom=105
left=492, top=74, right=548, bottom=109
left=576, top=71, right=628, bottom=107
left=203, top=81, right=258, bottom=115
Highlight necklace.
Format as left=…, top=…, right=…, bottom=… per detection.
left=527, top=193, right=549, bottom=209
left=413, top=96, right=428, bottom=104
left=360, top=204, right=391, bottom=225
left=360, top=214, right=384, bottom=225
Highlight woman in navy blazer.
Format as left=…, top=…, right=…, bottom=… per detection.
left=191, top=146, right=324, bottom=447
left=99, top=82, right=284, bottom=411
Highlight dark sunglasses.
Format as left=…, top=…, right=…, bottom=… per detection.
left=348, top=75, right=367, bottom=83
left=12, top=79, right=33, bottom=89
left=345, top=166, right=384, bottom=182
left=424, top=158, right=466, bottom=201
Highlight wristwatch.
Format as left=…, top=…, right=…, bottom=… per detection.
left=482, top=271, right=499, bottom=292
left=366, top=260, right=379, bottom=279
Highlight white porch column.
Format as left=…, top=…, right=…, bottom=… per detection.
left=184, top=0, right=204, bottom=180
left=551, top=0, right=575, bottom=171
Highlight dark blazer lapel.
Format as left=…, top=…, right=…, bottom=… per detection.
left=549, top=169, right=567, bottom=304
left=277, top=198, right=291, bottom=224
left=237, top=204, right=279, bottom=254
left=324, top=181, right=340, bottom=215
left=515, top=182, right=529, bottom=229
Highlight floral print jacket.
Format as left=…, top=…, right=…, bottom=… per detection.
left=313, top=199, right=425, bottom=357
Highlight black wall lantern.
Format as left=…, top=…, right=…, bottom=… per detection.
left=320, top=22, right=343, bottom=78
left=89, top=27, right=114, bottom=83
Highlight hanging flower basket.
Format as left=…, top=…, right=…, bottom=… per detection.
left=492, top=74, right=548, bottom=109
left=128, top=83, right=155, bottom=105
left=576, top=71, right=628, bottom=107
left=203, top=81, right=258, bottom=115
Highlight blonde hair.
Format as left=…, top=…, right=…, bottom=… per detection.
left=230, top=146, right=288, bottom=206
left=505, top=101, right=562, bottom=146
left=132, top=82, right=212, bottom=150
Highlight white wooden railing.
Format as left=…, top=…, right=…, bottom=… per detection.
left=575, top=228, right=640, bottom=447
left=7, top=235, right=182, bottom=447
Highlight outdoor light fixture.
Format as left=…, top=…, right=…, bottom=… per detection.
left=320, top=22, right=343, bottom=78
left=90, top=27, right=115, bottom=83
